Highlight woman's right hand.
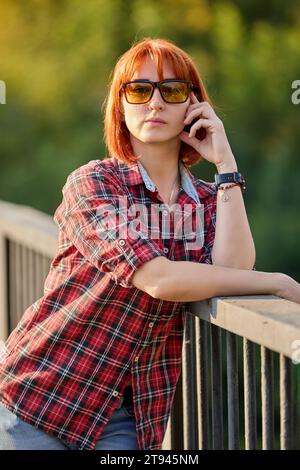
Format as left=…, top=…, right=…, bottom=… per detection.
left=272, top=273, right=300, bottom=304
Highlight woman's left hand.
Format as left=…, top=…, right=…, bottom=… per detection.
left=179, top=92, right=237, bottom=170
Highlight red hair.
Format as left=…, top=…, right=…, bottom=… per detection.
left=102, top=37, right=213, bottom=167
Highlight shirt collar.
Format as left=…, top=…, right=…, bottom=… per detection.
left=112, top=156, right=216, bottom=203
left=137, top=160, right=201, bottom=205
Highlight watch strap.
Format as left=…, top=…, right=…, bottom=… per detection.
left=214, top=171, right=246, bottom=193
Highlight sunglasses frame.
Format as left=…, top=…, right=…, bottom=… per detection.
left=120, top=79, right=196, bottom=104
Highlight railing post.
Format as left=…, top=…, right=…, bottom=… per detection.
left=243, top=338, right=257, bottom=449
left=227, top=331, right=239, bottom=449
left=280, top=354, right=293, bottom=449
left=211, top=324, right=224, bottom=449
left=261, top=346, right=274, bottom=449
left=196, top=318, right=210, bottom=449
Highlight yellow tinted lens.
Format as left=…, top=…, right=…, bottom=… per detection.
left=125, top=83, right=152, bottom=103
left=161, top=82, right=188, bottom=102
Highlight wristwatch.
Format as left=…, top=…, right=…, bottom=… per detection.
left=214, top=171, right=246, bottom=193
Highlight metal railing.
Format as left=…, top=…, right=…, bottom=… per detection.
left=0, top=200, right=57, bottom=338
left=0, top=200, right=300, bottom=450
left=164, top=292, right=300, bottom=450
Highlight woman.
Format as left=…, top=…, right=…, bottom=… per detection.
left=0, top=37, right=299, bottom=451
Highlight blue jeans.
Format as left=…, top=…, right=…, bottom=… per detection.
left=0, top=401, right=139, bottom=450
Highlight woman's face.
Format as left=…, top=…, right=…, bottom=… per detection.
left=121, top=58, right=191, bottom=144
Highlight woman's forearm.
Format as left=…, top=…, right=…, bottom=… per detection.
left=211, top=162, right=256, bottom=269
left=211, top=186, right=256, bottom=269
left=157, top=260, right=277, bottom=302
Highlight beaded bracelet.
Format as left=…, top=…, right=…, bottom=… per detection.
left=217, top=183, right=243, bottom=202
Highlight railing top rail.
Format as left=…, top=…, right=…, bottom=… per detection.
left=189, top=296, right=300, bottom=359
left=0, top=200, right=57, bottom=256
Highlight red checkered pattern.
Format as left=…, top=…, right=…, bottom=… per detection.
left=0, top=156, right=217, bottom=450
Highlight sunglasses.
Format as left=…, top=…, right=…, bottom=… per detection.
left=120, top=79, right=196, bottom=104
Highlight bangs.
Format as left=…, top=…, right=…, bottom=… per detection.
left=119, top=46, right=193, bottom=84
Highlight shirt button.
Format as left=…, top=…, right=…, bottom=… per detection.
left=134, top=356, right=139, bottom=362
left=118, top=239, right=125, bottom=246
left=162, top=209, right=169, bottom=216
left=163, top=247, right=169, bottom=254
left=112, top=390, right=119, bottom=397
left=148, top=322, right=154, bottom=328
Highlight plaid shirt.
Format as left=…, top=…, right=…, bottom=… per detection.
left=0, top=156, right=217, bottom=450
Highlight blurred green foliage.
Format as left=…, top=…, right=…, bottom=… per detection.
left=1, top=0, right=300, bottom=281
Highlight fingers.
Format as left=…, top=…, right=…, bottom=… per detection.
left=184, top=101, right=217, bottom=123
left=188, top=118, right=214, bottom=138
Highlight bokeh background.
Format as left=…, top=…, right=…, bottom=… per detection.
left=1, top=0, right=300, bottom=278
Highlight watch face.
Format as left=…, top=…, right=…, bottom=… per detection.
left=215, top=172, right=245, bottom=187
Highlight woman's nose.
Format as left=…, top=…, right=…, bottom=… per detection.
left=147, top=88, right=164, bottom=109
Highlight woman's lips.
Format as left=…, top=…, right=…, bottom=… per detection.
left=145, top=120, right=166, bottom=125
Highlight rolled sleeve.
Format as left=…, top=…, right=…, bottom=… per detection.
left=53, top=165, right=165, bottom=288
